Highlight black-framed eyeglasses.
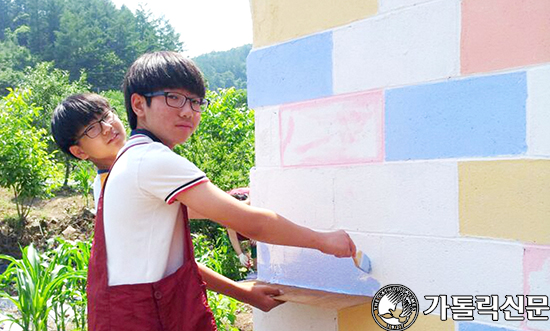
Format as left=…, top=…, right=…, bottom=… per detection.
left=77, top=110, right=116, bottom=140
left=143, top=91, right=210, bottom=113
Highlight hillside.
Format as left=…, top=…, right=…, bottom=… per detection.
left=193, top=44, right=251, bottom=90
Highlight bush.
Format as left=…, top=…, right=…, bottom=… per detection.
left=72, top=161, right=96, bottom=208
left=0, top=88, right=56, bottom=223
left=19, top=62, right=90, bottom=188
left=193, top=228, right=247, bottom=281
left=193, top=229, right=246, bottom=330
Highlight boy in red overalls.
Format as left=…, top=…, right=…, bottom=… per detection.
left=90, top=51, right=357, bottom=330
left=51, top=93, right=289, bottom=318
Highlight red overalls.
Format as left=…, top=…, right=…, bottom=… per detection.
left=87, top=143, right=217, bottom=331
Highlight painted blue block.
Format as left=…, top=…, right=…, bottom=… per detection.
left=247, top=32, right=333, bottom=108
left=385, top=72, right=527, bottom=161
left=257, top=243, right=380, bottom=296
left=459, top=322, right=517, bottom=331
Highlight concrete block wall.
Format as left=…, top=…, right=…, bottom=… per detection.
left=247, top=0, right=550, bottom=330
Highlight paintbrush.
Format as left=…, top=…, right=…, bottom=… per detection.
left=353, top=250, right=372, bottom=273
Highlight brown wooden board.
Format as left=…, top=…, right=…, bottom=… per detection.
left=241, top=280, right=371, bottom=310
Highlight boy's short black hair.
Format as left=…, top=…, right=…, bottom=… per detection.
left=123, top=51, right=206, bottom=129
left=51, top=93, right=110, bottom=158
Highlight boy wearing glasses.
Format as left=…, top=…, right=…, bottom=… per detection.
left=51, top=93, right=290, bottom=316
left=51, top=93, right=126, bottom=208
left=86, top=51, right=356, bottom=330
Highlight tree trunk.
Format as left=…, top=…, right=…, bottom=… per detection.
left=63, top=156, right=71, bottom=187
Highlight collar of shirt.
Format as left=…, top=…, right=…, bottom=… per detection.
left=130, top=129, right=163, bottom=143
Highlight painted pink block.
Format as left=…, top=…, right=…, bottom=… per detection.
left=461, top=0, right=550, bottom=74
left=279, top=90, right=384, bottom=167
left=523, top=245, right=550, bottom=331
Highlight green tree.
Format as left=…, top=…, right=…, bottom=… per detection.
left=21, top=61, right=89, bottom=132
left=175, top=88, right=254, bottom=192
left=134, top=5, right=183, bottom=53
left=1, top=0, right=184, bottom=92
left=0, top=0, right=14, bottom=39
left=0, top=88, right=56, bottom=223
left=0, top=27, right=34, bottom=93
left=53, top=0, right=122, bottom=90
left=193, top=44, right=251, bottom=90
left=19, top=62, right=90, bottom=187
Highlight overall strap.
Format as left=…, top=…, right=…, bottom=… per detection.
left=100, top=142, right=149, bottom=198
left=181, top=205, right=196, bottom=261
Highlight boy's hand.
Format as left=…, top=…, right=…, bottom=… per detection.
left=238, top=253, right=252, bottom=267
left=318, top=230, right=356, bottom=258
left=239, top=283, right=284, bottom=312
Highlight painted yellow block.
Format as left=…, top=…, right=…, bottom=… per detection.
left=250, top=0, right=378, bottom=48
left=338, top=302, right=455, bottom=331
left=459, top=160, right=550, bottom=245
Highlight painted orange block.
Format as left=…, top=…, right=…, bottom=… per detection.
left=250, top=0, right=377, bottom=48
left=338, top=302, right=455, bottom=331
left=459, top=160, right=550, bottom=245
left=461, top=0, right=550, bottom=74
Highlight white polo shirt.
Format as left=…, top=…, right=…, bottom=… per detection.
left=103, top=132, right=208, bottom=286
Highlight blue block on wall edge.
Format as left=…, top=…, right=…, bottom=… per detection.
left=458, top=322, right=519, bottom=331
left=385, top=72, right=527, bottom=161
left=257, top=243, right=380, bottom=297
left=247, top=32, right=334, bottom=109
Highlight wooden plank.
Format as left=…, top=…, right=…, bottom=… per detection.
left=241, top=280, right=371, bottom=310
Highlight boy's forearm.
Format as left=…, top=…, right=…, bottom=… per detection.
left=228, top=208, right=354, bottom=258
left=197, top=263, right=249, bottom=302
left=179, top=182, right=355, bottom=257
left=237, top=209, right=323, bottom=251
left=227, top=229, right=244, bottom=255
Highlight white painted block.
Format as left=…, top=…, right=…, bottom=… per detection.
left=527, top=65, right=550, bottom=157
left=250, top=167, right=337, bottom=230
left=524, top=246, right=550, bottom=331
left=351, top=234, right=524, bottom=329
left=333, top=161, right=459, bottom=237
left=379, top=0, right=435, bottom=13
left=333, top=0, right=460, bottom=94
left=253, top=304, right=338, bottom=331
left=255, top=106, right=282, bottom=167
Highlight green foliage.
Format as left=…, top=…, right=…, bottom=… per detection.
left=0, top=241, right=87, bottom=331
left=193, top=228, right=247, bottom=281
left=207, top=291, right=240, bottom=331
left=19, top=62, right=90, bottom=187
left=72, top=161, right=95, bottom=208
left=21, top=62, right=90, bottom=133
left=0, top=27, right=34, bottom=92
left=100, top=89, right=129, bottom=130
left=193, top=229, right=245, bottom=331
left=194, top=44, right=251, bottom=90
left=176, top=88, right=254, bottom=192
left=49, top=238, right=90, bottom=331
left=0, top=235, right=244, bottom=330
left=0, top=0, right=183, bottom=92
left=0, top=88, right=56, bottom=223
